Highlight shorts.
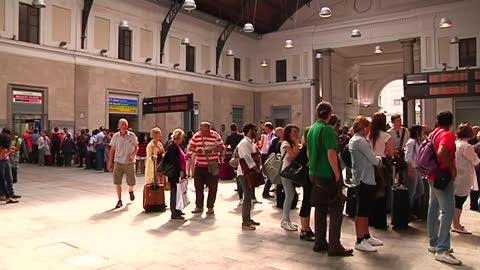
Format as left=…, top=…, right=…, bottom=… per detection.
left=455, top=195, right=468, bottom=210
left=356, top=182, right=376, bottom=217
left=113, top=162, right=136, bottom=186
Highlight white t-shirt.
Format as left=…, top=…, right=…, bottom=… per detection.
left=369, top=131, right=391, bottom=157
left=405, top=138, right=419, bottom=168
left=280, top=141, right=293, bottom=170
left=455, top=140, right=480, bottom=196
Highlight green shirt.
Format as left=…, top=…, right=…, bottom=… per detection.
left=307, top=120, right=337, bottom=177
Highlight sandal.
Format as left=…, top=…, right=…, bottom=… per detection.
left=451, top=227, right=472, bottom=234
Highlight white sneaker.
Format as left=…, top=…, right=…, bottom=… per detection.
left=435, top=251, right=462, bottom=265
left=366, top=236, right=383, bottom=247
left=238, top=199, right=243, bottom=206
left=281, top=221, right=298, bottom=231
left=355, top=239, right=377, bottom=252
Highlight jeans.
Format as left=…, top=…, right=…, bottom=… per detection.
left=96, top=144, right=105, bottom=170
left=236, top=176, right=243, bottom=200
left=281, top=177, right=295, bottom=222
left=427, top=180, right=454, bottom=253
left=314, top=196, right=344, bottom=250
left=38, top=148, right=46, bottom=166
left=0, top=160, right=14, bottom=198
left=402, top=169, right=424, bottom=208
left=238, top=176, right=253, bottom=223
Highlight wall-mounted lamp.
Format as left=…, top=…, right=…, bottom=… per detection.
left=292, top=76, right=298, bottom=80
left=32, top=0, right=46, bottom=8
left=205, top=70, right=211, bottom=74
left=315, top=53, right=323, bottom=59
left=248, top=79, right=254, bottom=83
left=59, top=41, right=67, bottom=48
left=225, top=74, right=231, bottom=79
left=449, top=36, right=459, bottom=44
left=119, top=20, right=130, bottom=30
left=11, top=35, right=16, bottom=40
left=145, top=58, right=152, bottom=64
left=173, top=63, right=180, bottom=69
left=100, top=49, right=108, bottom=56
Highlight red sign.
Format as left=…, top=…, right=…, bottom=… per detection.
left=429, top=71, right=468, bottom=83
left=12, top=90, right=42, bottom=104
left=429, top=85, right=468, bottom=96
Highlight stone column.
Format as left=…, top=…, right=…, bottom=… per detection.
left=400, top=38, right=416, bottom=127
left=320, top=49, right=334, bottom=104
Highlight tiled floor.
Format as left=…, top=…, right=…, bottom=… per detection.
left=0, top=164, right=478, bottom=270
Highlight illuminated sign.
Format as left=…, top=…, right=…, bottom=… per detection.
left=143, top=94, right=194, bottom=114
left=108, top=98, right=138, bottom=113
left=13, top=90, right=42, bottom=104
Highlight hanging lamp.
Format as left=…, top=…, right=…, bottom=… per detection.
left=260, top=60, right=268, bottom=67
left=284, top=39, right=294, bottom=49
left=319, top=7, right=331, bottom=18
left=183, top=0, right=197, bottom=11
left=439, top=17, right=452, bottom=28
left=32, top=0, right=46, bottom=8
left=181, top=37, right=190, bottom=45
left=119, top=20, right=130, bottom=30
left=351, top=29, right=361, bottom=38
left=374, top=45, right=383, bottom=54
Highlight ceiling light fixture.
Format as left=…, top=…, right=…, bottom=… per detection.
left=226, top=49, right=234, bottom=56
left=183, top=0, right=196, bottom=12
left=351, top=29, right=361, bottom=38
left=449, top=36, right=459, bottom=44
left=374, top=45, right=383, bottom=54
left=119, top=20, right=130, bottom=30
left=260, top=60, right=268, bottom=67
left=243, top=23, right=254, bottom=33
left=439, top=17, right=452, bottom=28
left=284, top=39, right=294, bottom=49
left=32, top=0, right=46, bottom=8
left=319, top=7, right=332, bottom=18
left=315, top=53, right=323, bottom=59
left=181, top=37, right=190, bottom=45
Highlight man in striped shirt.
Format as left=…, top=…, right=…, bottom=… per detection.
left=189, top=122, right=225, bottom=215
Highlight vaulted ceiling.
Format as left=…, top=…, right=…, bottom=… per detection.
left=178, top=0, right=314, bottom=34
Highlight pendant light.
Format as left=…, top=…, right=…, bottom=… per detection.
left=439, top=17, right=452, bottom=28
left=181, top=37, right=190, bottom=45
left=226, top=49, right=234, bottom=56
left=450, top=36, right=459, bottom=44
left=243, top=0, right=258, bottom=33
left=319, top=7, right=332, bottom=18
left=284, top=0, right=299, bottom=49
left=32, top=0, right=46, bottom=8
left=119, top=20, right=130, bottom=30
left=243, top=23, right=254, bottom=33
left=260, top=60, right=268, bottom=67
left=315, top=53, right=322, bottom=59
left=351, top=29, right=361, bottom=38
left=284, top=39, right=294, bottom=49
left=374, top=45, right=383, bottom=54
left=183, top=0, right=196, bottom=12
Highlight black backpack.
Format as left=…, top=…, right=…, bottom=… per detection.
left=341, top=145, right=352, bottom=168
left=51, top=133, right=61, bottom=148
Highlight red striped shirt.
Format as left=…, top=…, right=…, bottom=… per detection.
left=189, top=131, right=224, bottom=167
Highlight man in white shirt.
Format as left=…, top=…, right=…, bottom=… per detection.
left=387, top=114, right=410, bottom=184
left=237, top=123, right=261, bottom=230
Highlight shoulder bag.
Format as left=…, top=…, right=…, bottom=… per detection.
left=393, top=128, right=407, bottom=171
left=239, top=153, right=264, bottom=189
left=202, top=135, right=219, bottom=176
left=280, top=147, right=308, bottom=186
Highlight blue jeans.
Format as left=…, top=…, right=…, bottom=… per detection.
left=0, top=160, right=14, bottom=197
left=96, top=144, right=105, bottom=170
left=281, top=177, right=295, bottom=222
left=427, top=180, right=454, bottom=253
left=238, top=176, right=253, bottom=223
left=402, top=169, right=424, bottom=207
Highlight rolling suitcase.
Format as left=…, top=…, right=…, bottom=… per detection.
left=143, top=160, right=166, bottom=213
left=369, top=189, right=388, bottom=229
left=345, top=186, right=357, bottom=217
left=391, top=185, right=410, bottom=230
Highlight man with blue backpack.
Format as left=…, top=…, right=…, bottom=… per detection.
left=416, top=111, right=461, bottom=265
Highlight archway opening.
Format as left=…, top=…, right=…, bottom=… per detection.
left=378, top=79, right=421, bottom=125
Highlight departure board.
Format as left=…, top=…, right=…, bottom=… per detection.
left=143, top=94, right=194, bottom=114
left=404, top=68, right=480, bottom=99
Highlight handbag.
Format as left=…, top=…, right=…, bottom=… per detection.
left=201, top=135, right=219, bottom=176
left=157, top=160, right=177, bottom=179
left=176, top=179, right=190, bottom=210
left=229, top=146, right=240, bottom=168
left=239, top=154, right=264, bottom=189
left=280, top=160, right=308, bottom=186
left=433, top=169, right=452, bottom=190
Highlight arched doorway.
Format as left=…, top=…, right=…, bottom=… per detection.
left=378, top=79, right=421, bottom=125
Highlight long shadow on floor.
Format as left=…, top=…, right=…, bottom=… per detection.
left=131, top=210, right=166, bottom=225
left=88, top=203, right=132, bottom=222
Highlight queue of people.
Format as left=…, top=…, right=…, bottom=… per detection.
left=2, top=101, right=480, bottom=266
